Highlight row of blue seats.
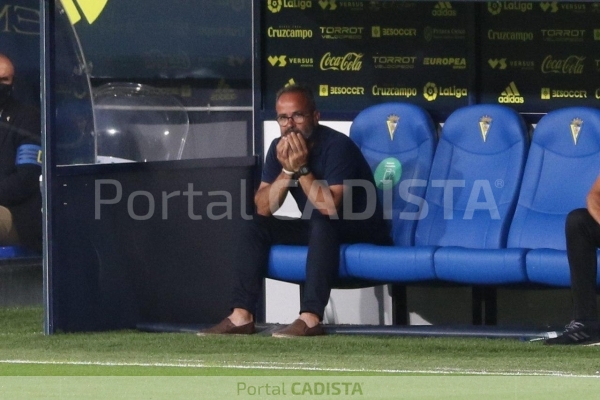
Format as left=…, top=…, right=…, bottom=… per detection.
left=267, top=103, right=600, bottom=289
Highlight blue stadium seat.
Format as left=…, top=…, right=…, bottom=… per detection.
left=347, top=104, right=528, bottom=284
left=0, top=246, right=40, bottom=259
left=516, top=107, right=600, bottom=286
left=343, top=102, right=438, bottom=282
left=268, top=102, right=437, bottom=283
left=431, top=105, right=529, bottom=285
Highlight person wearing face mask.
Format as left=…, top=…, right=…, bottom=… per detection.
left=198, top=84, right=391, bottom=337
left=0, top=53, right=42, bottom=252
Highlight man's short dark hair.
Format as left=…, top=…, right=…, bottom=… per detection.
left=275, top=83, right=316, bottom=112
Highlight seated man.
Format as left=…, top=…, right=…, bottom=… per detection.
left=0, top=54, right=42, bottom=252
left=545, top=174, right=600, bottom=345
left=199, top=84, right=390, bottom=337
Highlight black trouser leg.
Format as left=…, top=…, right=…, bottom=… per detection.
left=565, top=208, right=600, bottom=322
left=300, top=219, right=340, bottom=319
left=230, top=215, right=308, bottom=315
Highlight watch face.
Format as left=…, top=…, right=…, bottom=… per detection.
left=299, top=166, right=310, bottom=176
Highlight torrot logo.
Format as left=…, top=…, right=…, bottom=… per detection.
left=268, top=55, right=287, bottom=67
left=319, top=0, right=337, bottom=10
left=62, top=0, right=108, bottom=25
left=540, top=2, right=559, bottom=12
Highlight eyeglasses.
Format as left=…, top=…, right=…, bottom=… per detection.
left=276, top=113, right=310, bottom=127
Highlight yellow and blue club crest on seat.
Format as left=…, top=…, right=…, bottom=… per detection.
left=570, top=118, right=582, bottom=145
left=479, top=115, right=492, bottom=142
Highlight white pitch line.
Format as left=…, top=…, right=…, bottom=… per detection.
left=0, top=359, right=598, bottom=378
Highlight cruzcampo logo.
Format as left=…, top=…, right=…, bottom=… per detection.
left=61, top=0, right=108, bottom=25
left=387, top=114, right=399, bottom=140
left=374, top=158, right=402, bottom=189
left=570, top=117, right=583, bottom=145
left=479, top=115, right=492, bottom=142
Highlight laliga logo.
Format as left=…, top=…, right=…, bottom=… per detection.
left=487, top=1, right=502, bottom=15
left=423, top=82, right=438, bottom=101
left=268, top=0, right=283, bottom=13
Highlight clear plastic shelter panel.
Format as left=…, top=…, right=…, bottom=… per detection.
left=53, top=0, right=253, bottom=166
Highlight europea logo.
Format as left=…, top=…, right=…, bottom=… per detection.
left=268, top=0, right=312, bottom=13
left=62, top=0, right=108, bottom=25
left=498, top=82, right=524, bottom=103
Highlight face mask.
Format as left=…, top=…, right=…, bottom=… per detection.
left=0, top=84, right=13, bottom=107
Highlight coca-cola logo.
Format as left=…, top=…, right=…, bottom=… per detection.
left=320, top=52, right=363, bottom=71
left=541, top=55, right=585, bottom=74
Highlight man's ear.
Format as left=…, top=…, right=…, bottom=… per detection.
left=313, top=110, right=320, bottom=124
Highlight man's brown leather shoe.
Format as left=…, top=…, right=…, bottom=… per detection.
left=272, top=319, right=325, bottom=338
left=196, top=318, right=255, bottom=336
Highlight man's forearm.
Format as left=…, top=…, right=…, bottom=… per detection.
left=297, top=174, right=339, bottom=216
left=254, top=172, right=294, bottom=216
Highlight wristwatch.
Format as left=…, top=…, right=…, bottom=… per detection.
left=297, top=165, right=311, bottom=176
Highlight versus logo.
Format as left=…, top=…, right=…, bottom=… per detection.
left=268, top=55, right=287, bottom=67
left=318, top=0, right=337, bottom=10
left=488, top=58, right=507, bottom=70
left=62, top=0, right=108, bottom=25
left=540, top=2, right=559, bottom=12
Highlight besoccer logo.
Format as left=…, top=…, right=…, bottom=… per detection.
left=423, top=82, right=438, bottom=101
left=268, top=0, right=283, bottom=13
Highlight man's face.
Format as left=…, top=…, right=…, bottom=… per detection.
left=275, top=91, right=319, bottom=139
left=0, top=57, right=14, bottom=86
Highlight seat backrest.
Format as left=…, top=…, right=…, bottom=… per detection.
left=415, top=104, right=529, bottom=248
left=508, top=107, right=600, bottom=250
left=350, top=102, right=437, bottom=246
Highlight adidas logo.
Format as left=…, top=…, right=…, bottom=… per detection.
left=432, top=1, right=457, bottom=16
left=498, top=82, right=524, bottom=104
left=62, top=0, right=108, bottom=25
left=210, top=79, right=236, bottom=102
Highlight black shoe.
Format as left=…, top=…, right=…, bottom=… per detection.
left=544, top=320, right=600, bottom=345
